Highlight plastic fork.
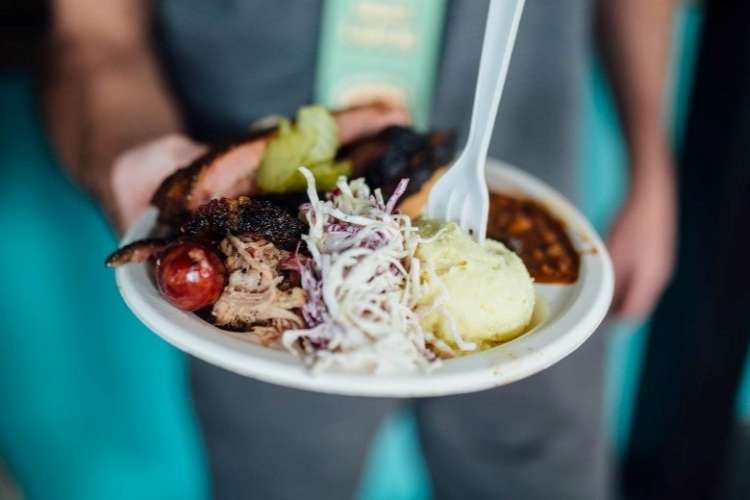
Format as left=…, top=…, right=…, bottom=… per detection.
left=425, top=0, right=525, bottom=243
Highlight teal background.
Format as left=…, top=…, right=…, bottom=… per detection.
left=2, top=5, right=749, bottom=499
left=0, top=76, right=208, bottom=500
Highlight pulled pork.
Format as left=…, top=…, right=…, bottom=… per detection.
left=212, top=234, right=306, bottom=345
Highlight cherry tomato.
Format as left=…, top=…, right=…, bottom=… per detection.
left=156, top=242, right=227, bottom=311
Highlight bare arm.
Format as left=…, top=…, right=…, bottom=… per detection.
left=596, top=0, right=676, bottom=178
left=43, top=0, right=189, bottom=231
left=596, top=0, right=679, bottom=319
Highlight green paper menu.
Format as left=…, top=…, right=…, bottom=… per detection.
left=315, top=0, right=447, bottom=130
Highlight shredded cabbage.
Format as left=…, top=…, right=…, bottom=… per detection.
left=282, top=168, right=447, bottom=373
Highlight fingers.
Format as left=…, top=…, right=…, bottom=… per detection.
left=605, top=157, right=677, bottom=322
left=112, top=133, right=206, bottom=234
left=608, top=236, right=670, bottom=321
left=164, top=134, right=207, bottom=165
left=621, top=249, right=672, bottom=319
left=610, top=267, right=632, bottom=317
left=616, top=267, right=659, bottom=320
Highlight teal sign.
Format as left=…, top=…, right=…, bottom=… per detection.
left=315, top=0, right=447, bottom=130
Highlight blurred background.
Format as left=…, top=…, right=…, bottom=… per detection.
left=1, top=1, right=749, bottom=499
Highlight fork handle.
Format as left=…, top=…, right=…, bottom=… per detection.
left=464, top=0, right=525, bottom=172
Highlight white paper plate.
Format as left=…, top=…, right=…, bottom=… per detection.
left=115, top=159, right=613, bottom=397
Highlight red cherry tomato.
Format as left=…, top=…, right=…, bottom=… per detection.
left=156, top=242, right=227, bottom=311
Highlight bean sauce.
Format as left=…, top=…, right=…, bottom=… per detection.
left=487, top=193, right=580, bottom=284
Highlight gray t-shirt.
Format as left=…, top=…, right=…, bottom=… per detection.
left=154, top=0, right=591, bottom=199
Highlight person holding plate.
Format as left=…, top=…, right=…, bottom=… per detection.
left=43, top=0, right=678, bottom=499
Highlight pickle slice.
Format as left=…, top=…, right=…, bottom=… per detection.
left=256, top=106, right=344, bottom=193
left=297, top=105, right=339, bottom=165
left=256, top=125, right=313, bottom=193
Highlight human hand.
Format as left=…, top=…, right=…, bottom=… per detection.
left=109, top=134, right=206, bottom=234
left=608, top=152, right=677, bottom=320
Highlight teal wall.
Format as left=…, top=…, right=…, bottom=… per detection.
left=0, top=75, right=208, bottom=500
left=2, top=6, right=749, bottom=498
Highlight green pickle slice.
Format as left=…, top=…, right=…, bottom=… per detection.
left=256, top=106, right=345, bottom=193
left=298, top=106, right=338, bottom=164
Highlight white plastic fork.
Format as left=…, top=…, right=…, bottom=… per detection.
left=425, top=0, right=525, bottom=243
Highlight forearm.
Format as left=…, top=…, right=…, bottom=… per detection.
left=596, top=0, right=676, bottom=183
left=42, top=35, right=181, bottom=219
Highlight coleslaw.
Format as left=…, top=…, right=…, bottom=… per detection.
left=283, top=168, right=470, bottom=373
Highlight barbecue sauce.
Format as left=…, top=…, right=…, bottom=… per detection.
left=487, top=193, right=580, bottom=284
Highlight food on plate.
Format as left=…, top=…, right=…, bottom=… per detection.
left=105, top=237, right=172, bottom=267
left=156, top=242, right=227, bottom=311
left=151, top=131, right=268, bottom=225
left=487, top=193, right=579, bottom=283
left=106, top=102, right=589, bottom=373
left=211, top=234, right=306, bottom=344
left=348, top=127, right=454, bottom=199
left=280, top=169, right=452, bottom=372
left=256, top=106, right=352, bottom=193
left=279, top=169, right=535, bottom=371
left=109, top=168, right=539, bottom=371
left=383, top=166, right=582, bottom=283
left=181, top=197, right=304, bottom=250
left=152, top=103, right=419, bottom=224
left=415, top=220, right=535, bottom=348
left=396, top=167, right=445, bottom=219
